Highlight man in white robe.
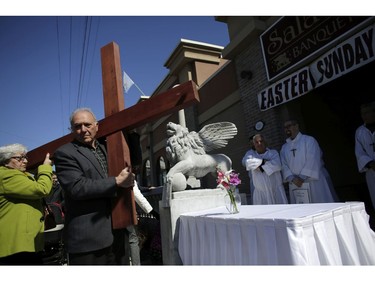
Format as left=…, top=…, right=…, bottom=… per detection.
left=280, top=119, right=336, bottom=203
left=242, top=134, right=288, bottom=205
left=355, top=102, right=375, bottom=210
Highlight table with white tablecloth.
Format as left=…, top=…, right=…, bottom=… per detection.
left=177, top=202, right=375, bottom=265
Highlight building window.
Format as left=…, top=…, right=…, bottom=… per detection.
left=157, top=156, right=167, bottom=186
left=143, top=159, right=151, bottom=187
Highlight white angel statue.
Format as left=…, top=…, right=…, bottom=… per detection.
left=162, top=121, right=237, bottom=206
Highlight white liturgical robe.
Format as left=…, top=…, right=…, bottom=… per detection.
left=242, top=148, right=288, bottom=205
left=355, top=124, right=375, bottom=209
left=280, top=132, right=336, bottom=203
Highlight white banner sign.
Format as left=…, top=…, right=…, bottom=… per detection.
left=258, top=67, right=313, bottom=111
left=310, top=23, right=375, bottom=88
left=258, top=23, right=375, bottom=111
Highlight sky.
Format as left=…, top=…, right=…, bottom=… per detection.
left=0, top=15, right=230, bottom=151
left=0, top=1, right=371, bottom=154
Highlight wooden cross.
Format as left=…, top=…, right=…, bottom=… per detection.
left=26, top=41, right=199, bottom=229
left=291, top=148, right=297, bottom=157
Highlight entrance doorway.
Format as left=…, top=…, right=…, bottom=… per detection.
left=298, top=61, right=375, bottom=209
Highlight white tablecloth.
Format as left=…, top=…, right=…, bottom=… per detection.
left=177, top=202, right=375, bottom=265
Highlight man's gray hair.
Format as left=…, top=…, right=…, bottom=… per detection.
left=0, top=143, right=27, bottom=165
left=69, top=107, right=97, bottom=126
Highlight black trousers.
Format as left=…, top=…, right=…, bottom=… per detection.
left=67, top=229, right=130, bottom=265
left=111, top=228, right=130, bottom=265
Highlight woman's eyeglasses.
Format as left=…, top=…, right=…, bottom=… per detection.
left=11, top=155, right=28, bottom=162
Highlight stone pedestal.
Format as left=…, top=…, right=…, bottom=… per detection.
left=159, top=188, right=227, bottom=265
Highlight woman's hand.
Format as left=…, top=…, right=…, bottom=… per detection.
left=43, top=153, right=53, bottom=166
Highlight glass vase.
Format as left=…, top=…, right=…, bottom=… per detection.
left=224, top=190, right=241, bottom=214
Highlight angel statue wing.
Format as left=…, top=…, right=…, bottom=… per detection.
left=195, top=122, right=238, bottom=152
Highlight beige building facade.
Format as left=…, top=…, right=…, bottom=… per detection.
left=135, top=38, right=248, bottom=193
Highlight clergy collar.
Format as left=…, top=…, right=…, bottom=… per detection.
left=287, top=132, right=302, bottom=143
left=255, top=147, right=269, bottom=156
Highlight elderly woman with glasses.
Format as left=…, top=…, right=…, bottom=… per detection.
left=0, top=143, right=53, bottom=265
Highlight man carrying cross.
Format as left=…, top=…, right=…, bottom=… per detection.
left=355, top=101, right=375, bottom=210
left=53, top=108, right=135, bottom=265
left=25, top=41, right=199, bottom=265
left=280, top=118, right=337, bottom=203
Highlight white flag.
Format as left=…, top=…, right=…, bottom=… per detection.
left=123, top=71, right=135, bottom=93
